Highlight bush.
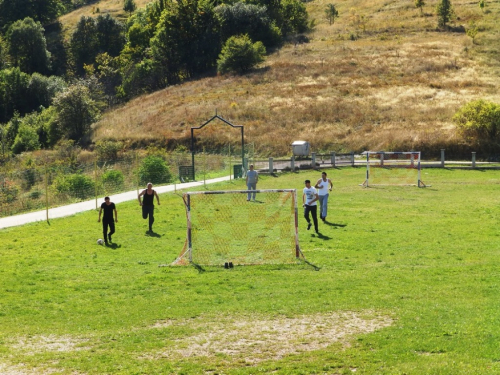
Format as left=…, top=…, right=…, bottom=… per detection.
left=217, top=34, right=266, bottom=75
left=138, top=155, right=172, bottom=185
left=453, top=99, right=500, bottom=143
left=95, top=140, right=123, bottom=160
left=0, top=179, right=19, bottom=204
left=101, top=169, right=124, bottom=192
left=54, top=173, right=95, bottom=200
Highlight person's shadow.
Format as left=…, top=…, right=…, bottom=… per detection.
left=323, top=219, right=347, bottom=228
left=105, top=243, right=121, bottom=249
left=145, top=231, right=162, bottom=238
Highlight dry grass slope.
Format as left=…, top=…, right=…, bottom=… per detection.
left=86, top=0, right=500, bottom=157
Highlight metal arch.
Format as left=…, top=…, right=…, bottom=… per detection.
left=190, top=112, right=245, bottom=179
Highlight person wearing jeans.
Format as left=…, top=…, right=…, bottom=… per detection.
left=315, top=172, right=333, bottom=221
left=303, top=179, right=319, bottom=234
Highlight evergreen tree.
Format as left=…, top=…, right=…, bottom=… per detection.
left=123, top=0, right=137, bottom=15
left=436, top=0, right=453, bottom=28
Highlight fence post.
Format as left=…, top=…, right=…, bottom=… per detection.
left=331, top=152, right=336, bottom=167
left=94, top=159, right=98, bottom=210
left=472, top=152, right=476, bottom=168
left=311, top=152, right=316, bottom=169
left=441, top=149, right=445, bottom=168
left=45, top=165, right=49, bottom=224
left=351, top=152, right=355, bottom=167
left=291, top=155, right=295, bottom=171
left=269, top=157, right=274, bottom=173
left=381, top=152, right=385, bottom=167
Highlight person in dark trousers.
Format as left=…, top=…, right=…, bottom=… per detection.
left=138, top=182, right=160, bottom=232
left=302, top=179, right=319, bottom=234
left=98, top=196, right=118, bottom=245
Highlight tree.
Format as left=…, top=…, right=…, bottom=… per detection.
left=0, top=68, right=31, bottom=123
left=6, top=17, right=51, bottom=74
left=466, top=22, right=478, bottom=44
left=0, top=0, right=63, bottom=30
left=217, top=34, right=266, bottom=74
left=215, top=2, right=281, bottom=47
left=436, top=0, right=454, bottom=29
left=95, top=14, right=125, bottom=57
left=70, top=16, right=98, bottom=76
left=11, top=115, right=40, bottom=154
left=150, top=0, right=219, bottom=83
left=53, top=83, right=101, bottom=145
left=0, top=36, right=6, bottom=70
left=415, top=0, right=425, bottom=15
left=279, top=0, right=308, bottom=35
left=479, top=0, right=485, bottom=12
left=325, top=4, right=339, bottom=25
left=123, top=0, right=137, bottom=15
left=453, top=99, right=500, bottom=143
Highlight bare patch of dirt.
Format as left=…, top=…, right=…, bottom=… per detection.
left=147, top=311, right=393, bottom=364
left=12, top=335, right=90, bottom=354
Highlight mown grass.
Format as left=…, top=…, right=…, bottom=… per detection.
left=1, top=167, right=500, bottom=373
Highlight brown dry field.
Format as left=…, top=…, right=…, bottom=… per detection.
left=85, top=0, right=500, bottom=157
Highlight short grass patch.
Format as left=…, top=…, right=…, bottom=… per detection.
left=1, top=168, right=500, bottom=373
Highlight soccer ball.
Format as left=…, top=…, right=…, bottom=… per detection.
left=97, top=239, right=104, bottom=245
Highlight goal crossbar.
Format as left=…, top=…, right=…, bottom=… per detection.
left=361, top=151, right=426, bottom=187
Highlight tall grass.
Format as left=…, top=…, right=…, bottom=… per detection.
left=1, top=168, right=500, bottom=373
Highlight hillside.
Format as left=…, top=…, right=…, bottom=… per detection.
left=88, top=0, right=500, bottom=158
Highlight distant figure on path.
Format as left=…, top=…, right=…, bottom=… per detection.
left=138, top=182, right=160, bottom=232
left=314, top=172, right=333, bottom=222
left=98, top=196, right=118, bottom=245
left=303, top=180, right=319, bottom=234
left=246, top=164, right=259, bottom=201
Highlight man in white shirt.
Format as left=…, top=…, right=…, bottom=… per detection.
left=314, top=172, right=333, bottom=222
left=303, top=179, right=319, bottom=233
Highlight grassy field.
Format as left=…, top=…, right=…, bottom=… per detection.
left=1, top=167, right=500, bottom=374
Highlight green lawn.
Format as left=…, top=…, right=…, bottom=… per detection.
left=1, top=167, right=500, bottom=374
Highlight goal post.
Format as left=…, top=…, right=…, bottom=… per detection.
left=362, top=151, right=425, bottom=187
left=171, top=189, right=310, bottom=267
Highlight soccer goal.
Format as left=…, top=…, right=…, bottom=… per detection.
left=171, top=189, right=312, bottom=268
left=361, top=151, right=426, bottom=187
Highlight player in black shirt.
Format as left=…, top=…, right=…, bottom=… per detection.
left=138, top=182, right=160, bottom=232
left=98, top=196, right=118, bottom=245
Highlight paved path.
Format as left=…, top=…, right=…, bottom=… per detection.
left=0, top=176, right=232, bottom=230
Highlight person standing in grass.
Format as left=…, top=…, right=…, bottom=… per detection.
left=303, top=179, right=319, bottom=233
left=98, top=196, right=118, bottom=245
left=315, top=171, right=333, bottom=222
left=246, top=164, right=259, bottom=201
left=138, top=182, right=160, bottom=232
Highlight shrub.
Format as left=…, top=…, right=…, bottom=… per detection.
left=217, top=34, right=266, bottom=75
left=453, top=99, right=500, bottom=143
left=0, top=178, right=19, bottom=204
left=95, top=140, right=123, bottom=160
left=138, top=155, right=172, bottom=185
left=101, top=169, right=124, bottom=192
left=54, top=173, right=95, bottom=200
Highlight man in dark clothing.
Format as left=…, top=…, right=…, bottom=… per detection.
left=98, top=196, right=118, bottom=245
left=138, top=182, right=160, bottom=232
